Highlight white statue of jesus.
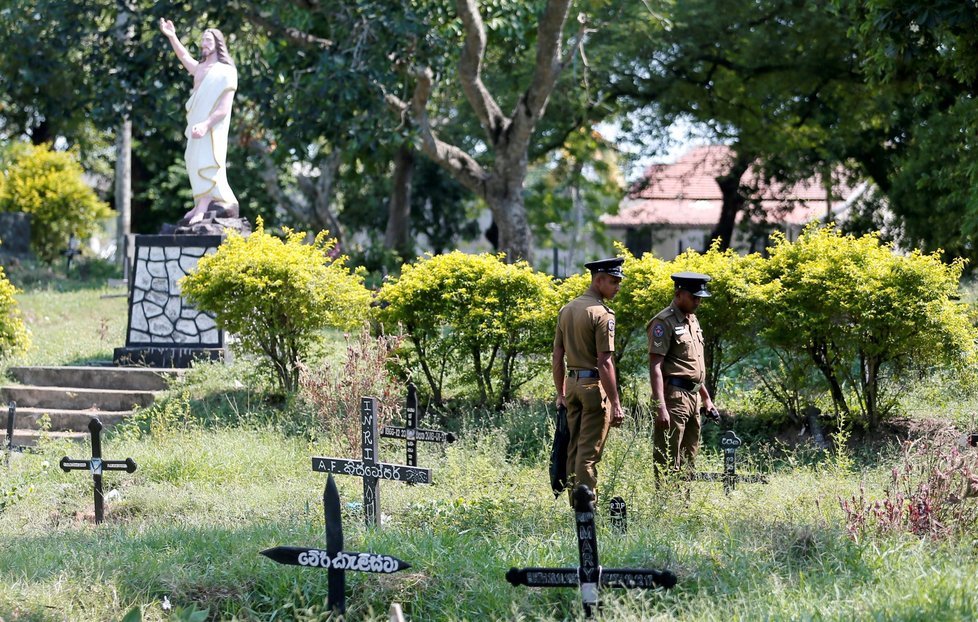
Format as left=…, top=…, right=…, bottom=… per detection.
left=159, top=18, right=238, bottom=225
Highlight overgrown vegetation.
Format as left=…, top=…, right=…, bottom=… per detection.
left=4, top=281, right=978, bottom=620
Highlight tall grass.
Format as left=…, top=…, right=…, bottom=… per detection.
left=3, top=282, right=978, bottom=620
left=3, top=412, right=978, bottom=621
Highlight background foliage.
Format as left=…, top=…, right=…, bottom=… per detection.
left=0, top=143, right=112, bottom=262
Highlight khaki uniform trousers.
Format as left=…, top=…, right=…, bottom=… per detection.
left=565, top=375, right=612, bottom=496
left=653, top=385, right=701, bottom=476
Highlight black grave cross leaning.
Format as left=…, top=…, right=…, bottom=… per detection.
left=380, top=382, right=456, bottom=472
left=507, top=485, right=677, bottom=618
left=312, top=396, right=432, bottom=527
left=686, top=430, right=768, bottom=494
left=261, top=473, right=412, bottom=615
left=59, top=418, right=137, bottom=524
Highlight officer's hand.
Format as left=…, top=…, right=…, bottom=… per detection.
left=556, top=394, right=567, bottom=409
left=706, top=407, right=721, bottom=424
left=655, top=407, right=670, bottom=427
left=610, top=404, right=625, bottom=428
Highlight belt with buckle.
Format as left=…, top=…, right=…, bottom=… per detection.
left=666, top=377, right=701, bottom=392
left=568, top=369, right=599, bottom=379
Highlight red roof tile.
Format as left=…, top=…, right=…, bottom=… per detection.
left=604, top=145, right=857, bottom=228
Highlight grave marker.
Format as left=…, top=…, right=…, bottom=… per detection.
left=506, top=485, right=677, bottom=617
left=686, top=430, right=768, bottom=494
left=609, top=496, right=627, bottom=534
left=380, top=382, right=456, bottom=469
left=59, top=418, right=137, bottom=523
left=312, top=396, right=431, bottom=527
left=4, top=401, right=15, bottom=463
left=261, top=473, right=412, bottom=615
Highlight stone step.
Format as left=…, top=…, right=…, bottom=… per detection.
left=0, top=386, right=157, bottom=411
left=7, top=407, right=132, bottom=432
left=7, top=366, right=181, bottom=391
left=1, top=429, right=87, bottom=448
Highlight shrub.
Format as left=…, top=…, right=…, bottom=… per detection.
left=180, top=219, right=372, bottom=394
left=299, top=326, right=404, bottom=450
left=375, top=252, right=559, bottom=407
left=758, top=224, right=975, bottom=428
left=612, top=243, right=763, bottom=397
left=0, top=143, right=111, bottom=262
left=0, top=264, right=29, bottom=359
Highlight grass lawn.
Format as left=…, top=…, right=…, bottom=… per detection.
left=2, top=281, right=978, bottom=620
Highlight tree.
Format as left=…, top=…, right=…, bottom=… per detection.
left=604, top=0, right=899, bottom=250
left=835, top=1, right=978, bottom=266
left=386, top=0, right=590, bottom=261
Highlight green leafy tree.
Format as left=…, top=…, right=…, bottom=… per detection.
left=181, top=218, right=372, bottom=394
left=605, top=0, right=898, bottom=250
left=835, top=0, right=978, bottom=265
left=0, top=143, right=112, bottom=262
left=376, top=251, right=559, bottom=407
left=0, top=266, right=30, bottom=360
left=758, top=225, right=974, bottom=428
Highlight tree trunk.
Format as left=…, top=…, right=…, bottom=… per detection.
left=114, top=119, right=132, bottom=275
left=710, top=151, right=752, bottom=250
left=388, top=0, right=575, bottom=264
left=384, top=145, right=415, bottom=258
left=808, top=341, right=850, bottom=418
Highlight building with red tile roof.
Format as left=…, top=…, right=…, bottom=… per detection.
left=603, top=145, right=868, bottom=258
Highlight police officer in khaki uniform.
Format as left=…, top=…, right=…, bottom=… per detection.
left=648, top=272, right=718, bottom=476
left=552, top=258, right=626, bottom=499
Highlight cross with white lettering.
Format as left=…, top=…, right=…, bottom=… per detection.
left=59, top=418, right=137, bottom=524
left=686, top=430, right=768, bottom=494
left=506, top=485, right=677, bottom=617
left=312, top=396, right=431, bottom=527
left=380, top=382, right=455, bottom=469
left=261, top=473, right=412, bottom=615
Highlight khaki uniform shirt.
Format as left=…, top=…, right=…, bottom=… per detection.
left=647, top=303, right=705, bottom=383
left=554, top=291, right=615, bottom=370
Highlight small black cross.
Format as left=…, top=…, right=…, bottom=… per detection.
left=609, top=496, right=627, bottom=534
left=380, top=382, right=456, bottom=470
left=506, top=485, right=676, bottom=617
left=260, top=473, right=412, bottom=615
left=686, top=430, right=768, bottom=494
left=59, top=418, right=137, bottom=524
left=312, top=396, right=431, bottom=527
left=4, top=400, right=16, bottom=463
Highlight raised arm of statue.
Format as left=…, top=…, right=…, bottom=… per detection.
left=159, top=18, right=198, bottom=75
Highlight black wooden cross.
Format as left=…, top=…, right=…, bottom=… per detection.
left=4, top=401, right=16, bottom=463
left=609, top=496, right=627, bottom=534
left=686, top=430, right=768, bottom=494
left=507, top=485, right=677, bottom=617
left=380, top=382, right=456, bottom=469
left=261, top=473, right=411, bottom=615
left=312, top=396, right=431, bottom=527
left=59, top=418, right=137, bottom=524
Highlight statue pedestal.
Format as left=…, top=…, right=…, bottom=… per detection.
left=113, top=234, right=226, bottom=368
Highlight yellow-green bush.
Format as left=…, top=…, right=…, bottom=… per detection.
left=375, top=251, right=559, bottom=406
left=0, top=143, right=111, bottom=262
left=759, top=224, right=975, bottom=428
left=0, top=265, right=29, bottom=359
left=181, top=219, right=372, bottom=394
